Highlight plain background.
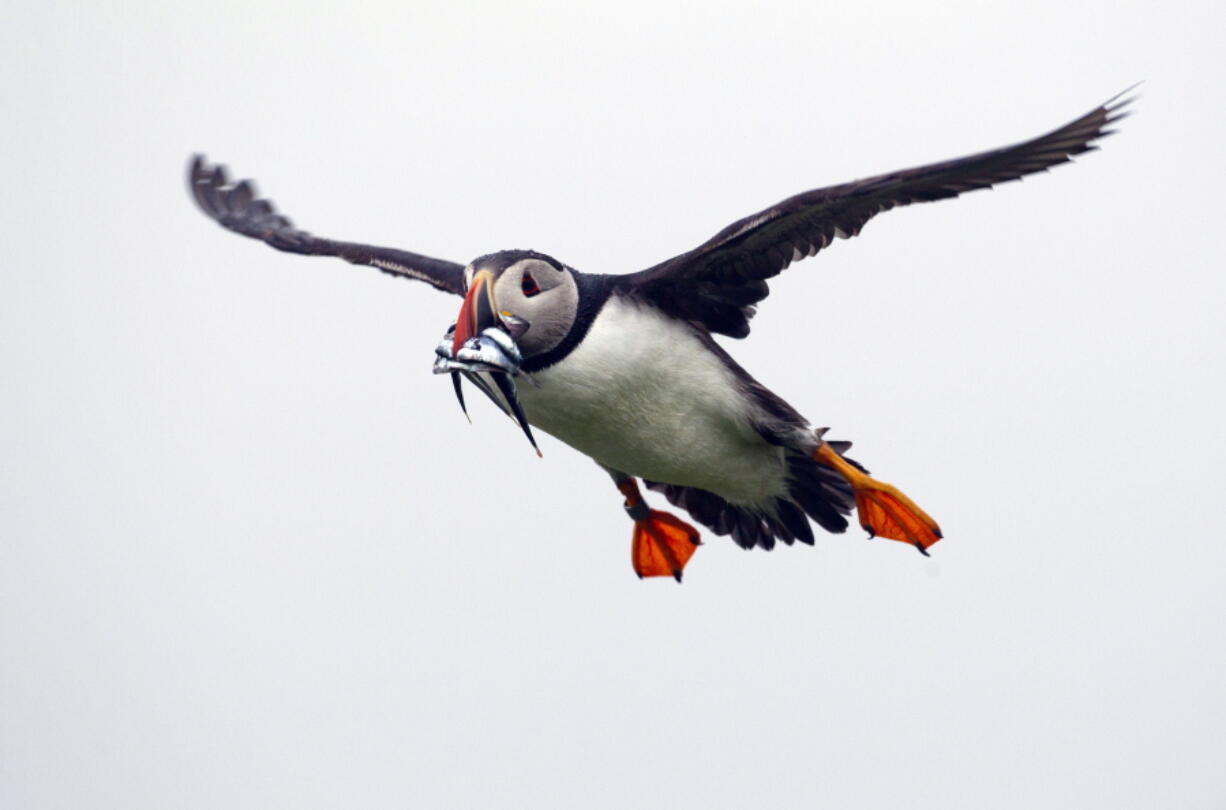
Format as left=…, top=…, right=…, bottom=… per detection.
left=3, top=1, right=1224, bottom=808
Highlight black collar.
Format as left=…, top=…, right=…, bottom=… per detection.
left=521, top=271, right=615, bottom=373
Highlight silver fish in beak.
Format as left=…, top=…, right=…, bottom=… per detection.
left=433, top=272, right=541, bottom=457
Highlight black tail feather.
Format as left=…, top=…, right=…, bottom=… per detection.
left=643, top=446, right=856, bottom=551
left=787, top=453, right=855, bottom=533
left=773, top=497, right=815, bottom=545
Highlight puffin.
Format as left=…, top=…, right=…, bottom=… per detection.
left=189, top=92, right=1130, bottom=581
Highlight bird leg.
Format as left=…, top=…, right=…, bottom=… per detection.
left=616, top=478, right=701, bottom=581
left=812, top=443, right=942, bottom=555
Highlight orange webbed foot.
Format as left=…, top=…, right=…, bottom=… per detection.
left=631, top=510, right=701, bottom=581
left=852, top=482, right=942, bottom=554
left=814, top=444, right=943, bottom=555
left=617, top=478, right=701, bottom=580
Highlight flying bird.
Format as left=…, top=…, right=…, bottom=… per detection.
left=189, top=91, right=1130, bottom=580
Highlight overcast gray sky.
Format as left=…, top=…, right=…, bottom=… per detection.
left=3, top=1, right=1224, bottom=808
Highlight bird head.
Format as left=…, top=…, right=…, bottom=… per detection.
left=451, top=250, right=579, bottom=360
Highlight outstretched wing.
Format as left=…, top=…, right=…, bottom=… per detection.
left=616, top=91, right=1134, bottom=338
left=188, top=155, right=467, bottom=296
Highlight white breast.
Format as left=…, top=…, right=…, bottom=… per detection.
left=515, top=295, right=791, bottom=507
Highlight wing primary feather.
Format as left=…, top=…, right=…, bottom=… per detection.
left=187, top=155, right=467, bottom=295
left=615, top=90, right=1133, bottom=338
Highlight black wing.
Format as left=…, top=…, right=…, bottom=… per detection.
left=616, top=91, right=1134, bottom=338
left=188, top=155, right=467, bottom=296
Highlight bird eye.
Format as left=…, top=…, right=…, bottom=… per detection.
left=521, top=272, right=541, bottom=297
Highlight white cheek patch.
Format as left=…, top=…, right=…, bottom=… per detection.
left=502, top=262, right=579, bottom=357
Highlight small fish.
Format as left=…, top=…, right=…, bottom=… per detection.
left=434, top=326, right=541, bottom=456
